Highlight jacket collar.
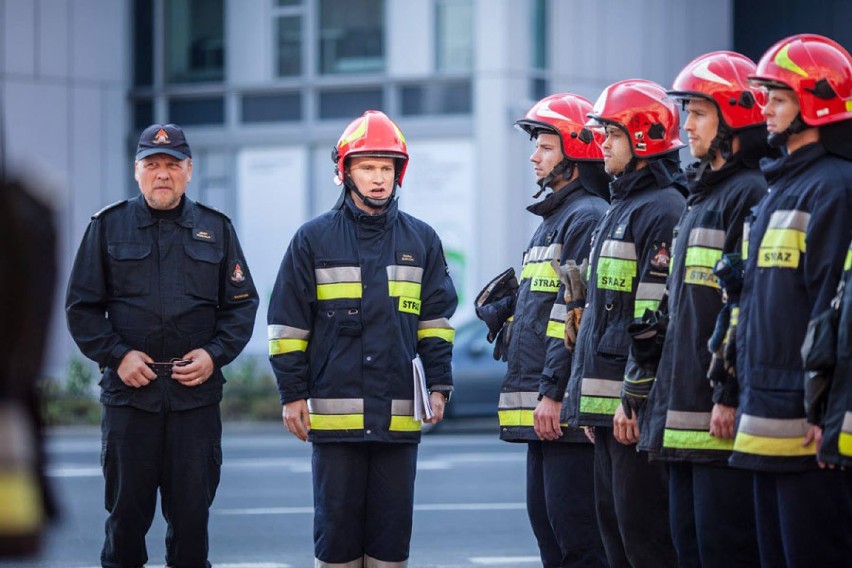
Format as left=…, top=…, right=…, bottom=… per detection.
left=760, top=141, right=827, bottom=185
left=686, top=154, right=748, bottom=201
left=341, top=191, right=399, bottom=233
left=131, top=194, right=197, bottom=229
left=526, top=178, right=585, bottom=218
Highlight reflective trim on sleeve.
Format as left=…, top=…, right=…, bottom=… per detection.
left=417, top=318, right=455, bottom=343
left=634, top=282, right=666, bottom=317
left=316, top=266, right=363, bottom=300
left=390, top=399, right=421, bottom=432
left=845, top=246, right=852, bottom=272
left=579, top=378, right=621, bottom=417
left=547, top=303, right=567, bottom=339
left=733, top=414, right=815, bottom=457
left=684, top=228, right=724, bottom=288
left=497, top=391, right=539, bottom=427
left=663, top=411, right=733, bottom=452
left=838, top=412, right=852, bottom=456
left=268, top=324, right=311, bottom=355
left=742, top=222, right=751, bottom=260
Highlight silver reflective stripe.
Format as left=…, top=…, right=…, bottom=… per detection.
left=391, top=399, right=414, bottom=415
left=315, top=266, right=361, bottom=284
left=526, top=243, right=563, bottom=262
left=666, top=410, right=711, bottom=431
left=386, top=265, right=424, bottom=283
left=308, top=398, right=364, bottom=414
left=498, top=391, right=539, bottom=409
left=743, top=222, right=750, bottom=242
left=636, top=282, right=666, bottom=302
left=549, top=303, right=567, bottom=322
left=738, top=414, right=808, bottom=438
left=418, top=317, right=453, bottom=330
left=688, top=228, right=725, bottom=248
left=842, top=412, right=852, bottom=433
left=315, top=558, right=363, bottom=568
left=581, top=378, right=622, bottom=397
left=767, top=209, right=810, bottom=231
left=364, top=555, right=407, bottom=568
left=600, top=240, right=637, bottom=260
left=267, top=324, right=310, bottom=340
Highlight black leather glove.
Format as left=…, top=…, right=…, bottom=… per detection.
left=801, top=307, right=840, bottom=425
left=474, top=268, right=519, bottom=343
left=491, top=319, right=513, bottom=362
left=621, top=310, right=668, bottom=419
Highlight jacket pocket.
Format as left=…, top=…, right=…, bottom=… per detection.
left=107, top=242, right=152, bottom=296
left=184, top=242, right=223, bottom=301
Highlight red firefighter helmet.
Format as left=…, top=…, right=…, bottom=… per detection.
left=333, top=110, right=409, bottom=186
left=515, top=93, right=604, bottom=161
left=669, top=51, right=765, bottom=130
left=749, top=33, right=852, bottom=126
left=586, top=79, right=684, bottom=158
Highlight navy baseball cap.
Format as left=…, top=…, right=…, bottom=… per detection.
left=135, top=123, right=192, bottom=161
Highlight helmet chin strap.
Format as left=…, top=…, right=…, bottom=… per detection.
left=695, top=121, right=734, bottom=181
left=344, top=177, right=396, bottom=210
left=767, top=113, right=808, bottom=148
left=534, top=159, right=574, bottom=198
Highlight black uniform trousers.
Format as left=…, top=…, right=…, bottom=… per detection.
left=100, top=404, right=222, bottom=568
left=526, top=441, right=607, bottom=568
left=753, top=468, right=852, bottom=568
left=312, top=442, right=417, bottom=565
left=594, top=427, right=676, bottom=568
left=668, top=462, right=759, bottom=568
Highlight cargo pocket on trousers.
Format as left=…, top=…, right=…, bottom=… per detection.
left=208, top=443, right=223, bottom=506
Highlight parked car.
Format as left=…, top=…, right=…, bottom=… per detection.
left=445, top=318, right=507, bottom=419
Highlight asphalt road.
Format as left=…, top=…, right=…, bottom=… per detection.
left=2, top=420, right=543, bottom=568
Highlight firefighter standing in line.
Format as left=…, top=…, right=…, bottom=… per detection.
left=267, top=110, right=457, bottom=568
left=480, top=93, right=608, bottom=567
left=565, top=79, right=685, bottom=568
left=636, top=51, right=771, bottom=567
left=66, top=123, right=260, bottom=568
left=730, top=33, right=852, bottom=566
left=815, top=236, right=852, bottom=469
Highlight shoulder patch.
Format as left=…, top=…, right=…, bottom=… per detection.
left=92, top=200, right=127, bottom=219
left=195, top=201, right=231, bottom=221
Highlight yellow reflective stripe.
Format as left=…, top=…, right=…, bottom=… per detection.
left=685, top=246, right=722, bottom=268
left=0, top=472, right=43, bottom=533
left=760, top=228, right=806, bottom=252
left=742, top=239, right=749, bottom=260
left=546, top=320, right=565, bottom=339
left=839, top=432, right=852, bottom=456
left=389, top=415, right=422, bottom=432
left=634, top=300, right=660, bottom=319
left=309, top=414, right=364, bottom=430
left=579, top=396, right=620, bottom=416
left=521, top=261, right=559, bottom=292
left=597, top=257, right=636, bottom=291
left=684, top=266, right=720, bottom=288
left=269, top=338, right=308, bottom=356
left=398, top=297, right=421, bottom=315
left=498, top=409, right=535, bottom=427
left=317, top=282, right=362, bottom=300
left=733, top=432, right=817, bottom=456
left=388, top=281, right=421, bottom=298
left=338, top=118, right=367, bottom=148
left=663, top=429, right=735, bottom=451
left=417, top=327, right=455, bottom=343
left=845, top=248, right=852, bottom=271
left=774, top=43, right=809, bottom=77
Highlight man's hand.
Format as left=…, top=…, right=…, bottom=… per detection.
left=709, top=403, right=736, bottom=439
left=117, top=350, right=157, bottom=388
left=533, top=396, right=563, bottom=441
left=283, top=399, right=311, bottom=442
left=613, top=403, right=640, bottom=445
left=172, top=348, right=215, bottom=387
left=423, top=392, right=447, bottom=425
left=802, top=422, right=832, bottom=469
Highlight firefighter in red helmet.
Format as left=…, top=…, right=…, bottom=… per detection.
left=268, top=110, right=458, bottom=567
left=732, top=34, right=852, bottom=566
left=478, top=93, right=609, bottom=567
left=564, top=79, right=686, bottom=567
left=638, top=50, right=773, bottom=567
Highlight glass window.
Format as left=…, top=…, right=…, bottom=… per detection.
left=277, top=0, right=301, bottom=5
left=529, top=78, right=549, bottom=102
left=241, top=93, right=302, bottom=123
left=318, top=0, right=384, bottom=74
left=436, top=0, right=473, bottom=72
left=401, top=81, right=472, bottom=116
left=276, top=15, right=302, bottom=76
left=133, top=0, right=154, bottom=86
left=318, top=88, right=383, bottom=119
left=133, top=99, right=154, bottom=130
left=165, top=0, right=225, bottom=83
left=168, top=96, right=225, bottom=125
left=531, top=0, right=547, bottom=70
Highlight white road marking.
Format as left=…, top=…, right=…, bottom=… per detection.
left=469, top=557, right=541, bottom=565
left=215, top=502, right=525, bottom=516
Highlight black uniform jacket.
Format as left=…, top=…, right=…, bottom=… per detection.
left=732, top=143, right=852, bottom=473
left=66, top=195, right=259, bottom=412
left=498, top=179, right=606, bottom=443
left=267, top=194, right=458, bottom=444
left=566, top=163, right=686, bottom=428
left=639, top=156, right=767, bottom=463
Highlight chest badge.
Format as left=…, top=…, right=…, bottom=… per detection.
left=194, top=229, right=215, bottom=242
